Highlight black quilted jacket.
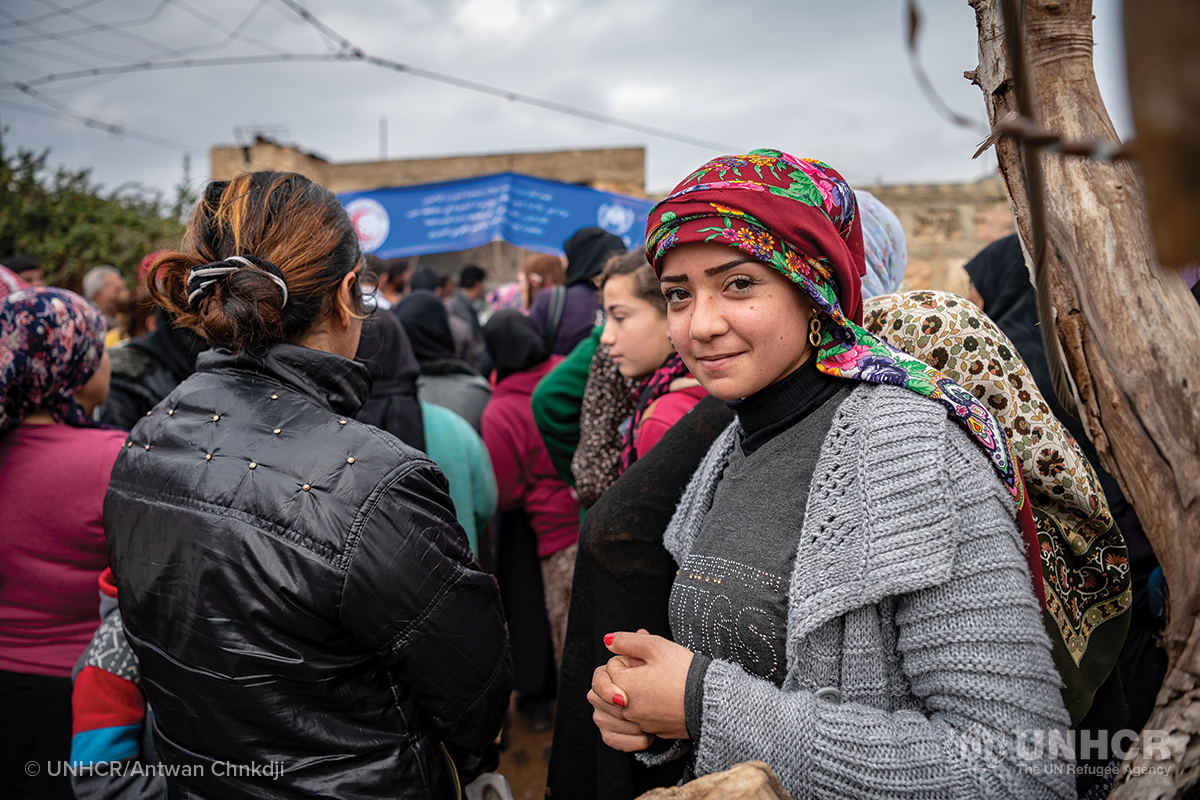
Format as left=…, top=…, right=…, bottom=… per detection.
left=105, top=344, right=512, bottom=799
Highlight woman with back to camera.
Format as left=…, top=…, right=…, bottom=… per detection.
left=105, top=171, right=512, bottom=799
left=588, top=150, right=1076, bottom=799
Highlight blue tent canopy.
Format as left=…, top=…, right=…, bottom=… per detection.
left=339, top=172, right=655, bottom=260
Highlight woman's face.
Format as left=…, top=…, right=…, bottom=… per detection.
left=600, top=273, right=674, bottom=380
left=660, top=242, right=814, bottom=401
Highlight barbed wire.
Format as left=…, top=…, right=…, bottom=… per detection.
left=166, top=0, right=287, bottom=57
left=904, top=0, right=988, bottom=135
left=973, top=110, right=1135, bottom=161
left=3, top=52, right=343, bottom=92
left=997, top=0, right=1080, bottom=419
left=0, top=5, right=142, bottom=62
left=904, top=0, right=1132, bottom=167
left=904, top=0, right=1136, bottom=418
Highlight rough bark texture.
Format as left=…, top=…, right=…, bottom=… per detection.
left=969, top=0, right=1200, bottom=796
left=634, top=762, right=792, bottom=800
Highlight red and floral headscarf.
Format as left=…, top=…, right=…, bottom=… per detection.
left=0, top=287, right=107, bottom=432
left=646, top=149, right=1041, bottom=603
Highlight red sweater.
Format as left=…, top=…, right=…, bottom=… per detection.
left=0, top=423, right=126, bottom=676
left=634, top=383, right=708, bottom=459
left=482, top=357, right=580, bottom=557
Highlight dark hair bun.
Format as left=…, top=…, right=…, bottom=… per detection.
left=193, top=267, right=287, bottom=350
left=145, top=171, right=363, bottom=351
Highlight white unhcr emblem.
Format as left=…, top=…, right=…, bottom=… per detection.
left=597, top=202, right=635, bottom=236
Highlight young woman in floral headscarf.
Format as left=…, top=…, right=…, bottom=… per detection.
left=587, top=151, right=1076, bottom=799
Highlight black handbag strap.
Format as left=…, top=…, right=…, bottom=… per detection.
left=542, top=284, right=567, bottom=352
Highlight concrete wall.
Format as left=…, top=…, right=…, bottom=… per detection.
left=210, top=141, right=646, bottom=196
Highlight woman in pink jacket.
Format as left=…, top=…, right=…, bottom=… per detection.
left=481, top=310, right=582, bottom=673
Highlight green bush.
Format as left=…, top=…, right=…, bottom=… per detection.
left=0, top=147, right=195, bottom=291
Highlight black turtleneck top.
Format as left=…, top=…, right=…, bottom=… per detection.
left=727, top=354, right=847, bottom=456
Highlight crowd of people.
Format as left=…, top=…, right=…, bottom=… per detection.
left=0, top=150, right=1174, bottom=800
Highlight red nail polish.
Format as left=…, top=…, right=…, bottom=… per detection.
left=604, top=634, right=615, bottom=646
left=612, top=694, right=626, bottom=708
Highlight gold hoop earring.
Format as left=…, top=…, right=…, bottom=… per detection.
left=808, top=314, right=822, bottom=348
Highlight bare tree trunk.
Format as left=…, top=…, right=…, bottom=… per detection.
left=968, top=0, right=1200, bottom=796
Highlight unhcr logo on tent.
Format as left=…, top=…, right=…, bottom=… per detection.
left=597, top=202, right=636, bottom=237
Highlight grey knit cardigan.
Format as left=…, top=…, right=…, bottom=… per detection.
left=654, top=384, right=1076, bottom=799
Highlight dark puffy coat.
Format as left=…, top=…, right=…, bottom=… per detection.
left=105, top=344, right=512, bottom=799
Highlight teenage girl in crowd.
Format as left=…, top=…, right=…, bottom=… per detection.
left=589, top=150, right=1075, bottom=799
left=598, top=251, right=707, bottom=471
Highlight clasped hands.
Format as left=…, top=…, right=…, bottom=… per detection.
left=587, top=629, right=694, bottom=752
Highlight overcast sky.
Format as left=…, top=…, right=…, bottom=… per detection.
left=0, top=0, right=1132, bottom=201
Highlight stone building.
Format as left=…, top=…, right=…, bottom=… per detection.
left=868, top=175, right=1016, bottom=297
left=208, top=139, right=1014, bottom=292
left=210, top=139, right=645, bottom=197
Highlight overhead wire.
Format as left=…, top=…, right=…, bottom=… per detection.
left=0, top=6, right=158, bottom=63
left=24, top=0, right=190, bottom=59
left=166, top=0, right=287, bottom=57
left=0, top=0, right=106, bottom=31
left=273, top=0, right=742, bottom=152
left=2, top=1, right=171, bottom=45
left=3, top=0, right=741, bottom=156
left=0, top=94, right=200, bottom=153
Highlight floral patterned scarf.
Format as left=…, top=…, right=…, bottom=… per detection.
left=646, top=149, right=1041, bottom=602
left=618, top=352, right=692, bottom=475
left=0, top=287, right=107, bottom=432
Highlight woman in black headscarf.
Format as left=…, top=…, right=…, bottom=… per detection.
left=528, top=226, right=626, bottom=355
left=355, top=308, right=424, bottom=452
left=395, top=289, right=491, bottom=432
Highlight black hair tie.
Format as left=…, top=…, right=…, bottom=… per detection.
left=186, top=255, right=288, bottom=309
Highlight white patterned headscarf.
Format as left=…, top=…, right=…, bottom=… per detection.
left=855, top=190, right=907, bottom=298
